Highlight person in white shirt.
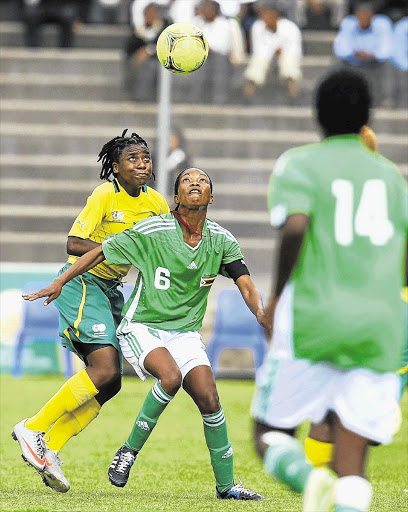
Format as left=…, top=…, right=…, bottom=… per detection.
left=243, top=0, right=302, bottom=100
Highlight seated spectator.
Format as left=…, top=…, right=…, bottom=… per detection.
left=243, top=0, right=302, bottom=102
left=295, top=0, right=347, bottom=29
left=237, top=0, right=258, bottom=53
left=88, top=0, right=127, bottom=24
left=389, top=15, right=408, bottom=107
left=22, top=0, right=86, bottom=48
left=333, top=1, right=393, bottom=105
left=124, top=2, right=171, bottom=102
left=186, top=0, right=246, bottom=104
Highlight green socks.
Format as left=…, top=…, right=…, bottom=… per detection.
left=125, top=382, right=173, bottom=452
left=263, top=431, right=313, bottom=493
left=202, top=408, right=234, bottom=493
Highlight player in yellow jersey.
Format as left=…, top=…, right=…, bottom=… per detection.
left=12, top=130, right=169, bottom=492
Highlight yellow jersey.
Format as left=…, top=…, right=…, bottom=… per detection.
left=67, top=178, right=169, bottom=280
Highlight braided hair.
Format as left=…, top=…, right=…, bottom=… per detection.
left=97, top=129, right=152, bottom=181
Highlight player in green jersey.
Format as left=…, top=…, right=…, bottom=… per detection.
left=13, top=130, right=169, bottom=493
left=250, top=69, right=408, bottom=512
left=22, top=168, right=268, bottom=500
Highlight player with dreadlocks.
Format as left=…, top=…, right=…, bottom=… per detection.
left=12, top=130, right=169, bottom=493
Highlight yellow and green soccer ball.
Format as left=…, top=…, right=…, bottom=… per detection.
left=156, top=23, right=209, bottom=75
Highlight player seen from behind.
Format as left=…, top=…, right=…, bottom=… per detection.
left=251, top=69, right=408, bottom=512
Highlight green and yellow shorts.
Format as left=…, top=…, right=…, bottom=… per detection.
left=54, top=264, right=124, bottom=365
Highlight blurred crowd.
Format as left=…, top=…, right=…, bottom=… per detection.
left=11, top=0, right=408, bottom=107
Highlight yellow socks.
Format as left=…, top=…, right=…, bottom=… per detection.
left=45, top=398, right=101, bottom=452
left=304, top=437, right=333, bottom=468
left=25, top=369, right=98, bottom=433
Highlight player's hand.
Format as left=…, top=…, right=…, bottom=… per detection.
left=22, top=281, right=63, bottom=305
left=256, top=311, right=272, bottom=340
left=263, top=296, right=279, bottom=341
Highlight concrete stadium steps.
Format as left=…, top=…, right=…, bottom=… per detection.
left=0, top=22, right=130, bottom=49
left=2, top=100, right=407, bottom=135
left=2, top=122, right=407, bottom=163
left=0, top=47, right=332, bottom=83
left=0, top=155, right=278, bottom=185
left=0, top=177, right=269, bottom=211
left=0, top=21, right=336, bottom=55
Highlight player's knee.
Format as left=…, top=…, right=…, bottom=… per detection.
left=195, top=391, right=221, bottom=415
left=96, top=374, right=122, bottom=405
left=161, top=369, right=182, bottom=397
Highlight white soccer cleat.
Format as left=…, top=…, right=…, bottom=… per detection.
left=41, top=446, right=70, bottom=493
left=303, top=467, right=337, bottom=512
left=12, top=418, right=45, bottom=471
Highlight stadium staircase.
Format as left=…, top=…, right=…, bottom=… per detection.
left=1, top=21, right=407, bottom=272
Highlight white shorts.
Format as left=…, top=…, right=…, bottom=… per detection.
left=117, top=319, right=211, bottom=381
left=251, top=353, right=400, bottom=445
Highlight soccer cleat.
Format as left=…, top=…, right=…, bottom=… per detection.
left=303, top=467, right=337, bottom=512
left=216, top=480, right=264, bottom=501
left=12, top=418, right=45, bottom=471
left=108, top=445, right=138, bottom=488
left=41, top=446, right=70, bottom=493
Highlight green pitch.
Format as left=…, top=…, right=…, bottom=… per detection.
left=1, top=375, right=407, bottom=512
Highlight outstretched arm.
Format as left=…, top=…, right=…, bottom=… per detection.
left=67, top=235, right=101, bottom=256
left=23, top=245, right=105, bottom=305
left=235, top=274, right=271, bottom=339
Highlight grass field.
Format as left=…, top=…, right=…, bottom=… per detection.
left=1, top=375, right=407, bottom=512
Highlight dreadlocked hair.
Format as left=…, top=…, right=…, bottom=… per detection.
left=97, top=129, right=153, bottom=181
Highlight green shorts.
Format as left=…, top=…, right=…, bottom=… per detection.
left=55, top=264, right=124, bottom=364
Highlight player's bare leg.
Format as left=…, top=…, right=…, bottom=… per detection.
left=108, top=348, right=181, bottom=487
left=331, top=416, right=372, bottom=512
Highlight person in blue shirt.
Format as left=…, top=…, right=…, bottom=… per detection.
left=390, top=16, right=408, bottom=107
left=333, top=1, right=393, bottom=105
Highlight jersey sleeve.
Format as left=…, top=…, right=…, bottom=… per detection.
left=218, top=235, right=245, bottom=279
left=268, top=151, right=313, bottom=228
left=68, top=186, right=110, bottom=239
left=102, top=228, right=147, bottom=269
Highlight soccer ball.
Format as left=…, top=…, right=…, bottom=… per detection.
left=156, top=23, right=209, bottom=75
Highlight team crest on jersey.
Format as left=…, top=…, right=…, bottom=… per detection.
left=112, top=210, right=125, bottom=221
left=92, top=323, right=107, bottom=337
left=200, top=274, right=217, bottom=287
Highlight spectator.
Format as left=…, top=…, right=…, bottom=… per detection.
left=243, top=0, right=302, bottom=102
left=295, top=0, right=347, bottom=29
left=237, top=0, right=258, bottom=53
left=167, top=126, right=192, bottom=182
left=129, top=0, right=169, bottom=26
left=88, top=0, right=128, bottom=24
left=389, top=15, right=408, bottom=107
left=124, top=2, right=171, bottom=102
left=187, top=0, right=246, bottom=104
left=333, top=1, right=393, bottom=105
left=22, top=0, right=86, bottom=48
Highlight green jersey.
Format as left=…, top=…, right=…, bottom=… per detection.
left=102, top=213, right=244, bottom=331
left=268, top=134, right=408, bottom=372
